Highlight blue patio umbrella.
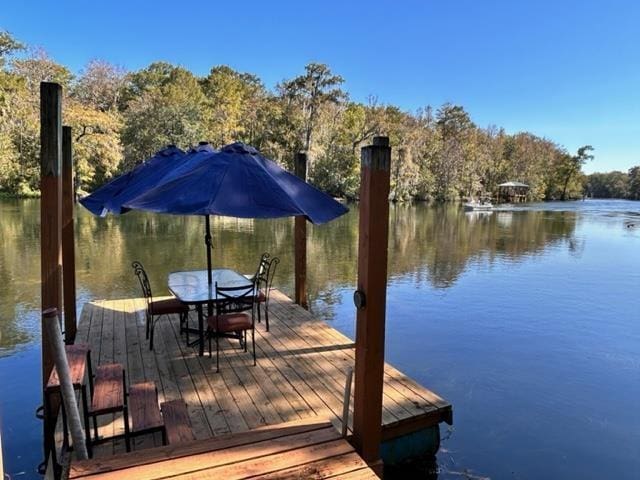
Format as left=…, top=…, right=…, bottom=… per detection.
left=124, top=142, right=349, bottom=283
left=80, top=143, right=216, bottom=216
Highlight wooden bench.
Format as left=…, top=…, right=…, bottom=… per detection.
left=160, top=400, right=195, bottom=445
left=45, top=343, right=93, bottom=454
left=89, top=363, right=130, bottom=451
left=129, top=382, right=165, bottom=445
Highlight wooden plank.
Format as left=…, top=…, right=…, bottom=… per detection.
left=256, top=324, right=345, bottom=425
left=161, top=400, right=195, bottom=445
left=62, top=125, right=77, bottom=343
left=165, top=312, right=237, bottom=436
left=70, top=422, right=337, bottom=479
left=112, top=300, right=129, bottom=454
left=269, top=299, right=438, bottom=424
left=129, top=382, right=163, bottom=434
left=257, top=452, right=370, bottom=480
left=270, top=292, right=450, bottom=423
left=98, top=300, right=117, bottom=454
left=266, top=303, right=402, bottom=425
left=217, top=337, right=285, bottom=427
left=327, top=468, right=378, bottom=479
left=171, top=438, right=354, bottom=480
left=91, top=364, right=124, bottom=414
left=132, top=299, right=175, bottom=448
left=161, top=315, right=219, bottom=438
left=46, top=343, right=89, bottom=389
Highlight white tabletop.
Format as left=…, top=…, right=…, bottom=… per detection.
left=168, top=269, right=253, bottom=303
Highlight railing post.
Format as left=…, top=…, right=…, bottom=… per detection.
left=40, top=81, right=63, bottom=470
left=294, top=152, right=308, bottom=309
left=62, top=126, right=77, bottom=343
left=352, top=136, right=391, bottom=474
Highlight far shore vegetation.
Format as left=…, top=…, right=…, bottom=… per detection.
left=1, top=30, right=638, bottom=202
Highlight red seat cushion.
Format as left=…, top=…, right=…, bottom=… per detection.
left=149, top=297, right=189, bottom=315
left=207, top=313, right=252, bottom=333
left=256, top=290, right=266, bottom=302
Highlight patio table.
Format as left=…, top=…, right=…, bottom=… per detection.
left=168, top=269, right=253, bottom=356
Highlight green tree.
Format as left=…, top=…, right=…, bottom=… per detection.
left=277, top=63, right=345, bottom=157
left=200, top=65, right=267, bottom=146
left=558, top=145, right=594, bottom=200
left=121, top=62, right=208, bottom=167
left=627, top=166, right=640, bottom=200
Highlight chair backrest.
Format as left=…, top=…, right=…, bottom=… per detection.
left=132, top=261, right=153, bottom=311
left=264, top=257, right=280, bottom=302
left=253, top=252, right=270, bottom=290
left=215, top=283, right=255, bottom=317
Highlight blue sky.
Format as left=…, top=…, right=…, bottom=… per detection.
left=3, top=0, right=639, bottom=173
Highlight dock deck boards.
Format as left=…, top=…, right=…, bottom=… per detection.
left=69, top=419, right=379, bottom=479
left=75, top=289, right=451, bottom=457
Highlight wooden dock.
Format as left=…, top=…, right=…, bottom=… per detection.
left=73, top=289, right=452, bottom=462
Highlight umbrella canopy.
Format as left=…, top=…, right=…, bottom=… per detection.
left=80, top=143, right=217, bottom=216
left=124, top=142, right=348, bottom=225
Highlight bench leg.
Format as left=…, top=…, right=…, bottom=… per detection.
left=81, top=385, right=93, bottom=458
left=86, top=350, right=94, bottom=398
left=92, top=414, right=99, bottom=441
left=123, top=406, right=131, bottom=452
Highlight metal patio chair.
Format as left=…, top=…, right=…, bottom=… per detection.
left=207, top=282, right=256, bottom=373
left=132, top=261, right=189, bottom=350
left=255, top=256, right=280, bottom=332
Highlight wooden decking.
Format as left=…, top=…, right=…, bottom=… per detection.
left=76, top=289, right=452, bottom=458
left=69, top=419, right=378, bottom=479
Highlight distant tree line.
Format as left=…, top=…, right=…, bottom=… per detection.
left=585, top=168, right=640, bottom=200
left=0, top=29, right=616, bottom=202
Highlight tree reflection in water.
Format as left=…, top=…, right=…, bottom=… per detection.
left=0, top=199, right=578, bottom=355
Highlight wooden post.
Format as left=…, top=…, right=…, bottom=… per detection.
left=294, top=152, right=308, bottom=309
left=40, top=81, right=63, bottom=469
left=352, top=136, right=391, bottom=473
left=62, top=126, right=77, bottom=343
left=40, top=82, right=63, bottom=382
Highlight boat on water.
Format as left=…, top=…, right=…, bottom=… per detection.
left=464, top=198, right=494, bottom=211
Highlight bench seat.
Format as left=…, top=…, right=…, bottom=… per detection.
left=161, top=400, right=195, bottom=444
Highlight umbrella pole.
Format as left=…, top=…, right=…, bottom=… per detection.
left=205, top=215, right=213, bottom=285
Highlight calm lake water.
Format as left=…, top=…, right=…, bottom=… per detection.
left=0, top=198, right=639, bottom=479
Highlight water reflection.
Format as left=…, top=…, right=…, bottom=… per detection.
left=0, top=200, right=581, bottom=355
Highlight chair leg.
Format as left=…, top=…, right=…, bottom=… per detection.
left=186, top=312, right=190, bottom=345
left=252, top=327, right=256, bottom=366
left=265, top=301, right=269, bottom=332
left=149, top=317, right=155, bottom=351
left=93, top=415, right=99, bottom=440
left=216, top=332, right=220, bottom=373
left=145, top=313, right=150, bottom=340
left=257, top=303, right=261, bottom=323
left=123, top=369, right=131, bottom=452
